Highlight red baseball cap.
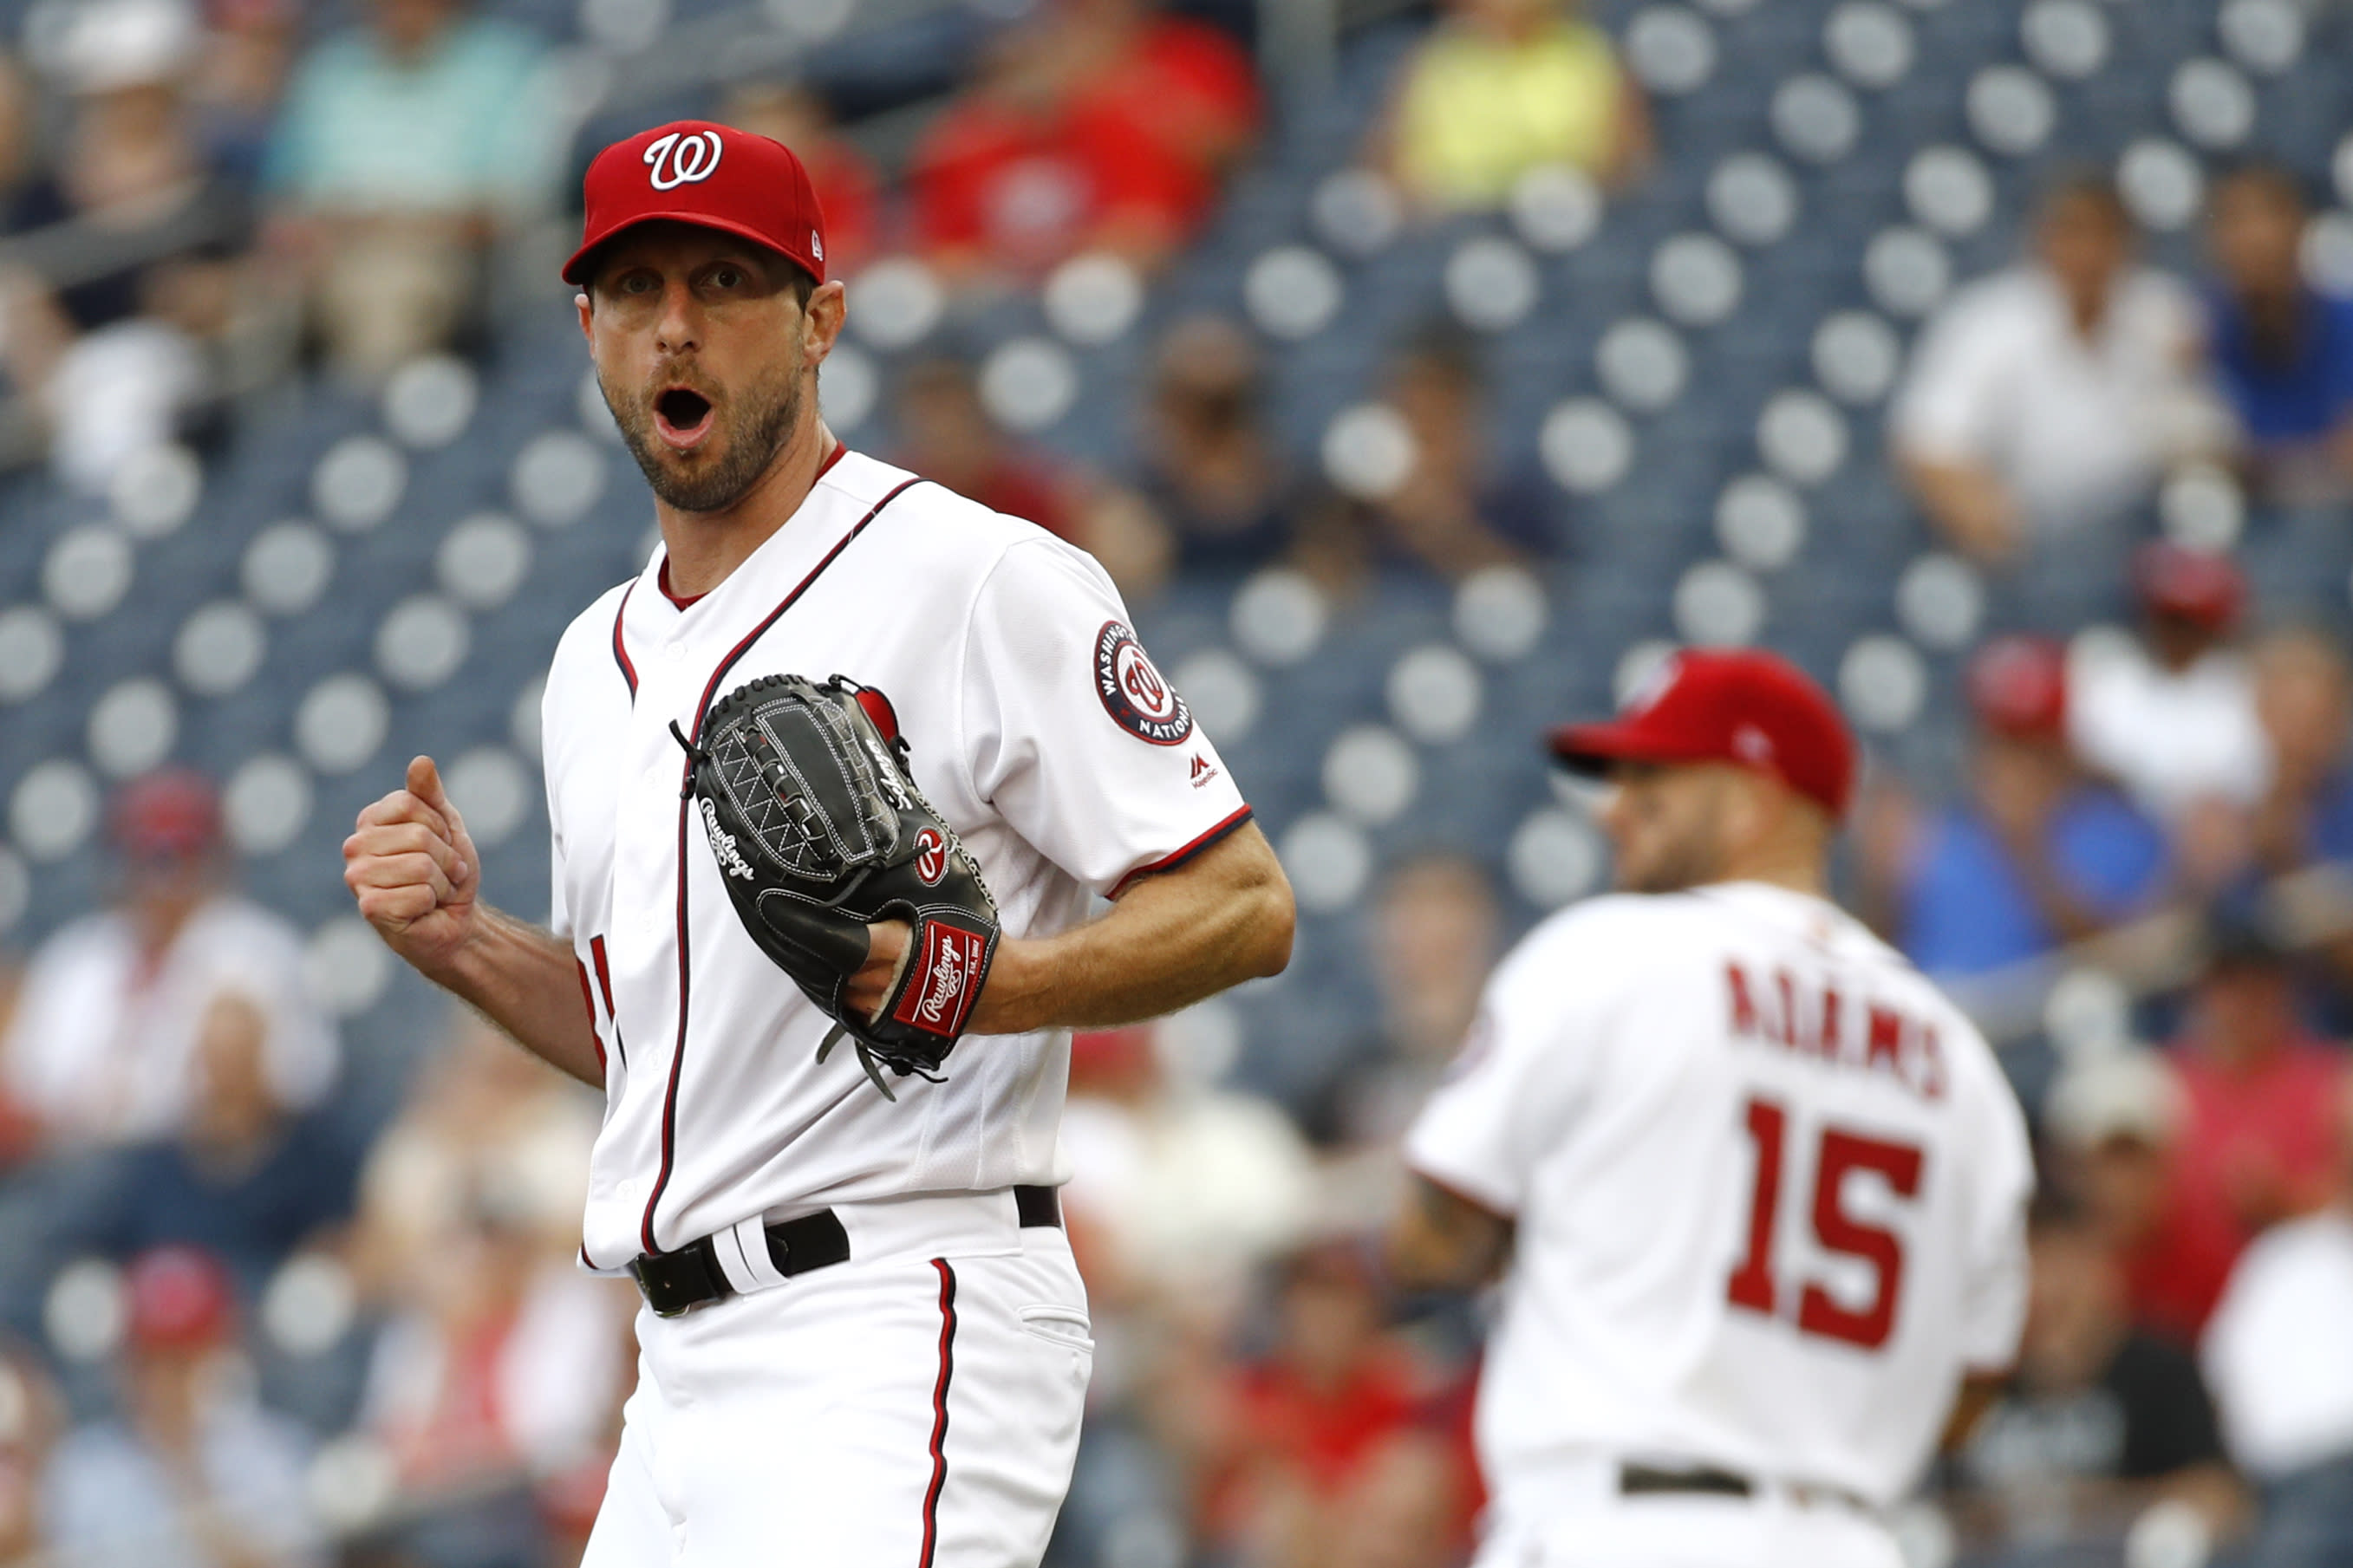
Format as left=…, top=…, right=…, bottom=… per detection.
left=111, top=768, right=219, bottom=863
left=1966, top=634, right=2069, bottom=738
left=123, top=1246, right=235, bottom=1353
left=564, top=120, right=827, bottom=288
left=2134, top=541, right=2244, bottom=630
left=1549, top=648, right=1856, bottom=818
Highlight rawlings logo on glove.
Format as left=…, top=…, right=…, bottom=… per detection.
left=674, top=673, right=1001, bottom=1099
left=700, top=797, right=758, bottom=882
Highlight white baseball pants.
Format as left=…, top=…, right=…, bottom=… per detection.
left=581, top=1190, right=1092, bottom=1568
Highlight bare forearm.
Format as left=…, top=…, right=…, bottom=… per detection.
left=1940, top=1372, right=2007, bottom=1453
left=427, top=906, right=603, bottom=1087
left=968, top=823, right=1294, bottom=1035
left=1900, top=454, right=2019, bottom=562
left=1386, top=1174, right=1512, bottom=1291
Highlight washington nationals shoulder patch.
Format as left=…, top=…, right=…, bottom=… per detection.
left=1094, top=621, right=1192, bottom=746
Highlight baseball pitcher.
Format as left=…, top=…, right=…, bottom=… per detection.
left=342, top=121, right=1294, bottom=1565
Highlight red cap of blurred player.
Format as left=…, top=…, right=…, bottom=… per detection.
left=564, top=120, right=827, bottom=287
left=123, top=1246, right=235, bottom=1353
left=2134, top=542, right=2244, bottom=630
left=111, top=769, right=219, bottom=864
left=1549, top=648, right=1856, bottom=819
left=1966, top=634, right=2069, bottom=738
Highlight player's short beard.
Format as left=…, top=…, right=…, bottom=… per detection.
left=606, top=353, right=805, bottom=515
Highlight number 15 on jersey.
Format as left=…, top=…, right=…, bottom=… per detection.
left=1725, top=1095, right=1927, bottom=1352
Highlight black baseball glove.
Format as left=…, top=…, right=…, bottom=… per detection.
left=674, top=673, right=1001, bottom=1099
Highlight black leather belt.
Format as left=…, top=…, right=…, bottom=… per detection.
left=1620, top=1464, right=1753, bottom=1500
left=1620, top=1462, right=1866, bottom=1512
left=629, top=1185, right=1062, bottom=1318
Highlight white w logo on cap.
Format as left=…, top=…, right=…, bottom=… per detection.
left=644, top=130, right=723, bottom=191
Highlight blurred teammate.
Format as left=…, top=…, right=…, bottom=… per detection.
left=1388, top=649, right=2034, bottom=1567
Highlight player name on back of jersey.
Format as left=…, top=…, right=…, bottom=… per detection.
left=1724, top=960, right=1949, bottom=1102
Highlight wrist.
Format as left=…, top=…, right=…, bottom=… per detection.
left=972, top=936, right=1042, bottom=1036
left=417, top=905, right=498, bottom=990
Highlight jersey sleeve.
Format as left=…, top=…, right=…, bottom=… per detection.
left=1955, top=1040, right=2036, bottom=1371
left=959, top=537, right=1251, bottom=897
left=1401, top=934, right=1590, bottom=1216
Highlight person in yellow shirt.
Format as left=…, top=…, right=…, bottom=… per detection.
left=1375, top=0, right=1652, bottom=210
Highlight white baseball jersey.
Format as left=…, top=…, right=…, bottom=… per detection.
left=539, top=449, right=1250, bottom=1269
left=1406, top=881, right=2032, bottom=1515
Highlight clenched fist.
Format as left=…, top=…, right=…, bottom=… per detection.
left=343, top=756, right=481, bottom=975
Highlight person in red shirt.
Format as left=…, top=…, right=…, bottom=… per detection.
left=890, top=355, right=1077, bottom=539
left=2130, top=904, right=2350, bottom=1341
left=1196, top=1242, right=1468, bottom=1568
left=890, top=355, right=1172, bottom=595
left=909, top=0, right=1257, bottom=281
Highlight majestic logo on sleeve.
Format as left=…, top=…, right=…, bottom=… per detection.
left=644, top=130, right=723, bottom=190
left=1094, top=621, right=1193, bottom=746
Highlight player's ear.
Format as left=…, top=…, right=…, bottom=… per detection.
left=577, top=290, right=594, bottom=341
left=1718, top=768, right=1773, bottom=853
left=803, top=279, right=847, bottom=367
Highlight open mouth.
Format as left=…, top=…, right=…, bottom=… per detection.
left=653, top=387, right=714, bottom=450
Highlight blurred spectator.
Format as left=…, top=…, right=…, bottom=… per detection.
left=2247, top=627, right=2353, bottom=876
left=2060, top=907, right=2349, bottom=1349
left=1298, top=332, right=1555, bottom=589
left=1134, top=315, right=1300, bottom=575
left=1190, top=1243, right=1468, bottom=1568
left=2203, top=165, right=2353, bottom=507
left=348, top=1014, right=624, bottom=1568
left=1861, top=634, right=2167, bottom=978
left=2043, top=1049, right=2219, bottom=1346
left=264, top=0, right=564, bottom=378
left=2200, top=1074, right=2353, bottom=1566
left=0, top=0, right=253, bottom=491
left=2069, top=543, right=2269, bottom=829
left=0, top=771, right=336, bottom=1151
left=188, top=0, right=302, bottom=186
left=1952, top=1195, right=2246, bottom=1560
left=81, top=988, right=362, bottom=1295
left=908, top=0, right=1257, bottom=280
left=719, top=80, right=882, bottom=274
left=42, top=1246, right=323, bottom=1568
left=1374, top=0, right=1651, bottom=211
left=895, top=355, right=1081, bottom=538
left=1318, top=854, right=1500, bottom=1148
left=1893, top=175, right=2219, bottom=563
left=2162, top=901, right=2347, bottom=1244
left=348, top=1012, right=595, bottom=1300
left=1059, top=1024, right=1317, bottom=1315
left=890, top=355, right=1171, bottom=595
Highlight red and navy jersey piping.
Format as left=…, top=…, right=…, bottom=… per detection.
left=610, top=580, right=640, bottom=700
left=1107, top=805, right=1255, bottom=899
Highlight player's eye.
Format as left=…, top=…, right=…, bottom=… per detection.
left=709, top=265, right=745, bottom=290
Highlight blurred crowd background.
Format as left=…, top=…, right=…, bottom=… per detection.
left=0, top=0, right=2349, bottom=1565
